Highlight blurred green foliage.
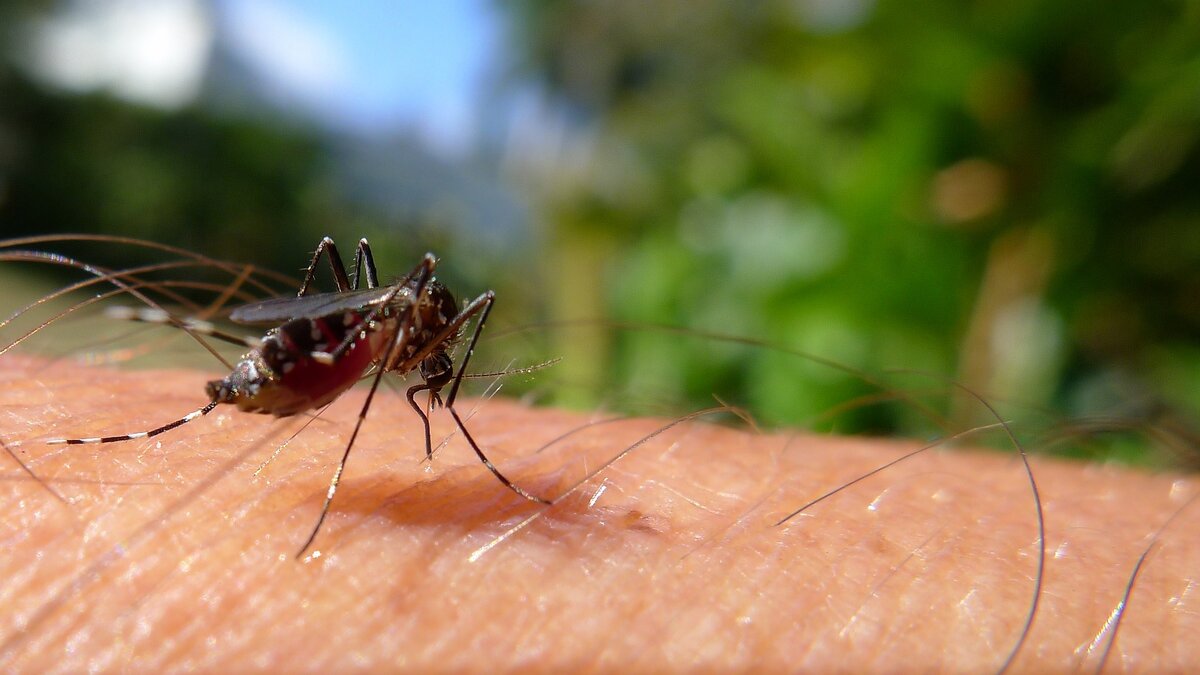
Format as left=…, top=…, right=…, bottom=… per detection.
left=500, top=0, right=1200, bottom=456
left=0, top=64, right=343, bottom=276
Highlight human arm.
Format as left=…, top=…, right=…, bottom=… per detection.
left=0, top=357, right=1196, bottom=671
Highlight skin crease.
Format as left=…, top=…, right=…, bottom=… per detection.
left=0, top=356, right=1197, bottom=672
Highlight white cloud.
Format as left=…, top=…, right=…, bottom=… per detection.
left=222, top=0, right=350, bottom=106
left=24, top=0, right=213, bottom=109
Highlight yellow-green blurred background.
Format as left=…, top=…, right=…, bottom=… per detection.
left=1, top=1, right=1197, bottom=465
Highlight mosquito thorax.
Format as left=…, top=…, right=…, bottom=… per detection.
left=391, top=280, right=459, bottom=362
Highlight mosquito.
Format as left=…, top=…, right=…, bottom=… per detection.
left=45, top=236, right=551, bottom=556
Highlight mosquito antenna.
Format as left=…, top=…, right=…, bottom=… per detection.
left=458, top=357, right=563, bottom=380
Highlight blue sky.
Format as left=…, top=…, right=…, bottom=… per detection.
left=220, top=0, right=501, bottom=149
left=25, top=0, right=502, bottom=152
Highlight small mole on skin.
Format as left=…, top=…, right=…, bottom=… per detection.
left=621, top=510, right=667, bottom=535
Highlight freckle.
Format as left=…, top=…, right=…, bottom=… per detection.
left=622, top=510, right=666, bottom=535
left=869, top=532, right=891, bottom=555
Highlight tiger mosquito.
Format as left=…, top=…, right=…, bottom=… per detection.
left=46, top=237, right=551, bottom=556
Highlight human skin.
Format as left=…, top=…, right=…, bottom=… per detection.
left=0, top=356, right=1196, bottom=672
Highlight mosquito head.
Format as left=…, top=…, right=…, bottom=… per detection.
left=205, top=379, right=228, bottom=403
left=205, top=356, right=272, bottom=413
left=420, top=351, right=454, bottom=395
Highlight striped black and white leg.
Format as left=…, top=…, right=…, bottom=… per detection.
left=45, top=400, right=220, bottom=446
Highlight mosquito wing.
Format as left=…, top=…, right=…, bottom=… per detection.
left=229, top=286, right=404, bottom=325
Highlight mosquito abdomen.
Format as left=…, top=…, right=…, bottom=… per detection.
left=207, top=312, right=392, bottom=416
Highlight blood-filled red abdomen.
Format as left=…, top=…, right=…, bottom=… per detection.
left=207, top=312, right=392, bottom=417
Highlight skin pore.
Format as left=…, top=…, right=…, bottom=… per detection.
left=0, top=355, right=1197, bottom=672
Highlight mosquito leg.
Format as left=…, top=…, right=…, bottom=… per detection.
left=391, top=253, right=441, bottom=463
left=441, top=291, right=552, bottom=505
left=297, top=237, right=353, bottom=296
left=350, top=238, right=379, bottom=290
left=200, top=262, right=256, bottom=319
left=104, top=307, right=264, bottom=349
left=294, top=368, right=384, bottom=558
left=406, top=383, right=435, bottom=461
left=393, top=252, right=438, bottom=287
left=44, top=401, right=220, bottom=445
left=444, top=292, right=494, bottom=408
left=296, top=255, right=438, bottom=557
left=2, top=252, right=233, bottom=367
left=447, top=406, right=551, bottom=505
